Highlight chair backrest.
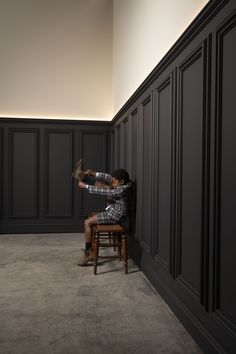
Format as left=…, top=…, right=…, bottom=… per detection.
left=122, top=179, right=136, bottom=233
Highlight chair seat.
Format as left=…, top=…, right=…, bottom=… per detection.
left=93, top=224, right=125, bottom=233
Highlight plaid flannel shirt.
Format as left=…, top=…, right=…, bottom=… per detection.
left=87, top=172, right=131, bottom=224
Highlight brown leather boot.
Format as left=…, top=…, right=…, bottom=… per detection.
left=77, top=249, right=94, bottom=266
left=72, top=158, right=84, bottom=180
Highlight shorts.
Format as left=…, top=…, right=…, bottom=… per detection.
left=96, top=211, right=118, bottom=224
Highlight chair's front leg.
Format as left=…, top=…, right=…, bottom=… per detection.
left=93, top=233, right=99, bottom=275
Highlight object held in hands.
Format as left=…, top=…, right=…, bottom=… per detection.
left=72, top=159, right=96, bottom=185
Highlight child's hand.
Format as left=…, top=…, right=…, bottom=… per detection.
left=79, top=181, right=88, bottom=189
left=84, top=169, right=95, bottom=176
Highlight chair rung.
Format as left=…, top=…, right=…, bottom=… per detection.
left=97, top=255, right=121, bottom=259
left=97, top=243, right=121, bottom=247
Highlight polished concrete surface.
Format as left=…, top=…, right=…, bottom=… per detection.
left=0, top=233, right=202, bottom=354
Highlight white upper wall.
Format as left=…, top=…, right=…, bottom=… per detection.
left=113, top=0, right=209, bottom=116
left=0, top=0, right=113, bottom=120
left=0, top=0, right=209, bottom=121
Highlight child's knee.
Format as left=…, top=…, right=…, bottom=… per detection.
left=84, top=217, right=95, bottom=228
left=84, top=218, right=90, bottom=228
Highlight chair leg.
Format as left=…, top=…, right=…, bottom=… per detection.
left=122, top=234, right=128, bottom=274
left=118, top=234, right=122, bottom=260
left=91, top=226, right=95, bottom=251
left=109, top=232, right=112, bottom=246
left=94, top=233, right=99, bottom=275
left=113, top=232, right=117, bottom=252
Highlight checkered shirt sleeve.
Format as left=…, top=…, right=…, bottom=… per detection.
left=88, top=183, right=130, bottom=198
left=95, top=172, right=112, bottom=185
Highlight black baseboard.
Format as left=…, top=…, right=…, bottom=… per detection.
left=0, top=223, right=83, bottom=234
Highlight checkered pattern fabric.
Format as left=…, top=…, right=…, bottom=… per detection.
left=87, top=172, right=131, bottom=224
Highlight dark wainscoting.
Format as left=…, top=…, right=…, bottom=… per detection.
left=0, top=119, right=111, bottom=233
left=111, top=1, right=236, bottom=353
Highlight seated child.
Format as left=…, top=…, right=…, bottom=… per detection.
left=76, top=168, right=131, bottom=266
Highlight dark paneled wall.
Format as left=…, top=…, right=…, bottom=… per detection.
left=0, top=128, right=3, bottom=218
left=0, top=119, right=110, bottom=233
left=112, top=1, right=236, bottom=353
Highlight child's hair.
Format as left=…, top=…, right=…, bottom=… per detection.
left=111, top=168, right=130, bottom=185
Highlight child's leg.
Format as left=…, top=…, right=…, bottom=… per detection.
left=77, top=214, right=98, bottom=266
left=81, top=174, right=96, bottom=185
left=75, top=171, right=110, bottom=188
left=84, top=214, right=98, bottom=250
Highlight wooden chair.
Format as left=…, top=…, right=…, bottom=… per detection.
left=92, top=224, right=128, bottom=275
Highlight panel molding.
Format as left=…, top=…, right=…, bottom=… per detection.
left=201, top=35, right=212, bottom=312
left=176, top=39, right=211, bottom=309
left=213, top=10, right=236, bottom=336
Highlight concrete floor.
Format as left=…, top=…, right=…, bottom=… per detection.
left=0, top=233, right=202, bottom=354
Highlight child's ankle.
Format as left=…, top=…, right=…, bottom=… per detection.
left=85, top=242, right=92, bottom=252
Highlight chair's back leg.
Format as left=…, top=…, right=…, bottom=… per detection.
left=122, top=234, right=128, bottom=274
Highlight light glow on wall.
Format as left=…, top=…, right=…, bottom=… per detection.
left=112, top=0, right=209, bottom=115
left=1, top=115, right=111, bottom=121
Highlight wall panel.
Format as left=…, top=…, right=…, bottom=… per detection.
left=154, top=75, right=174, bottom=273
left=0, top=129, right=3, bottom=217
left=114, top=124, right=120, bottom=169
left=0, top=120, right=109, bottom=233
left=45, top=129, right=73, bottom=218
left=176, top=42, right=210, bottom=305
left=141, top=94, right=153, bottom=253
left=122, top=118, right=128, bottom=170
left=9, top=128, right=38, bottom=218
left=80, top=130, right=108, bottom=216
left=130, top=109, right=138, bottom=239
left=131, top=109, right=138, bottom=181
left=177, top=48, right=203, bottom=299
